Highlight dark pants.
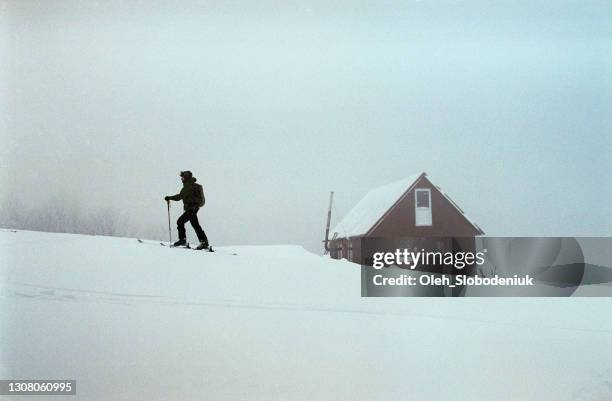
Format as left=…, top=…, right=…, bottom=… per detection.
left=177, top=207, right=208, bottom=243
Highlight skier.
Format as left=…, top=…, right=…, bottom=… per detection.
left=164, top=170, right=210, bottom=250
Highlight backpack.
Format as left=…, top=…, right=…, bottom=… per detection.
left=194, top=183, right=205, bottom=207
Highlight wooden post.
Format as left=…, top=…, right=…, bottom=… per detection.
left=324, top=191, right=334, bottom=253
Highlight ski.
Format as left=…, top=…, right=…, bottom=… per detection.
left=171, top=242, right=214, bottom=252
left=176, top=245, right=215, bottom=252
left=137, top=239, right=232, bottom=254
left=173, top=244, right=230, bottom=254
left=138, top=239, right=167, bottom=246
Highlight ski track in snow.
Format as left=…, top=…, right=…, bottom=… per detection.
left=3, top=280, right=612, bottom=336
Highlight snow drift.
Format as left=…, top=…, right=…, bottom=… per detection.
left=1, top=229, right=611, bottom=401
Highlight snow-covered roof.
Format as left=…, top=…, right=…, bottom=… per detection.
left=331, top=173, right=424, bottom=238
left=331, top=172, right=484, bottom=238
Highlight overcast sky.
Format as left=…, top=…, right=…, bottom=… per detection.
left=1, top=0, right=611, bottom=252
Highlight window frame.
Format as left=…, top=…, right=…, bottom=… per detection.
left=414, top=188, right=432, bottom=227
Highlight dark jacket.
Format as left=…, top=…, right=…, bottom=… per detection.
left=167, top=177, right=200, bottom=210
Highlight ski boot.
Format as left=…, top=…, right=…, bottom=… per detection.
left=173, top=238, right=189, bottom=247
left=195, top=241, right=211, bottom=251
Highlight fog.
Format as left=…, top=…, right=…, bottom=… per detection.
left=1, top=0, right=611, bottom=252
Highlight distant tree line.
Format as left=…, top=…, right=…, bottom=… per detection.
left=0, top=195, right=165, bottom=240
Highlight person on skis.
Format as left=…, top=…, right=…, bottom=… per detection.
left=164, top=170, right=209, bottom=250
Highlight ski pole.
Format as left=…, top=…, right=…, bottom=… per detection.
left=166, top=200, right=172, bottom=246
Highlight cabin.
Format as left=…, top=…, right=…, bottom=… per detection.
left=326, top=172, right=484, bottom=269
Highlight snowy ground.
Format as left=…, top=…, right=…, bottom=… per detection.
left=1, top=229, right=611, bottom=401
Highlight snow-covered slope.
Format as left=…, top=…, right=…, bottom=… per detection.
left=1, top=230, right=611, bottom=401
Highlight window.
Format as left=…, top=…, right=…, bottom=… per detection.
left=415, top=188, right=432, bottom=226
left=416, top=190, right=430, bottom=207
